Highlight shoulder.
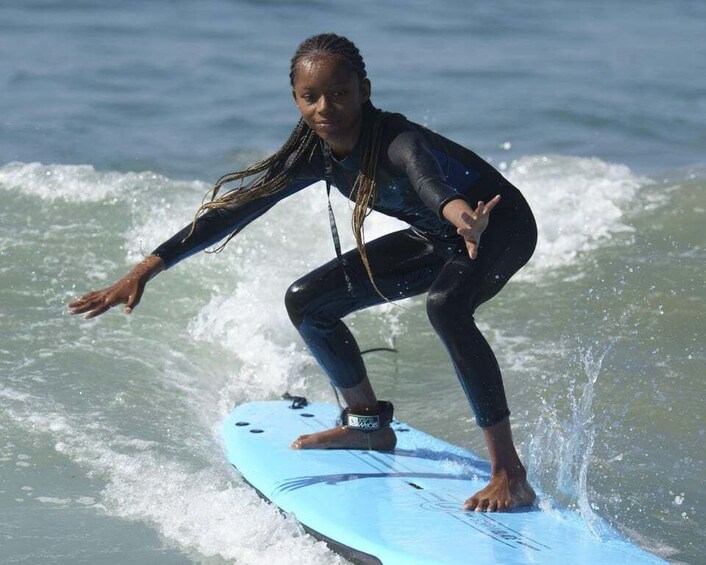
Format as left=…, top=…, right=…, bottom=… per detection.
left=380, top=111, right=421, bottom=145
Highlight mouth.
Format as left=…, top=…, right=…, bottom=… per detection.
left=316, top=119, right=342, bottom=130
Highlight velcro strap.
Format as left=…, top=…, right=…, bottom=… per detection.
left=341, top=401, right=394, bottom=433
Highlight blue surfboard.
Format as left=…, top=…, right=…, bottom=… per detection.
left=222, top=400, right=663, bottom=564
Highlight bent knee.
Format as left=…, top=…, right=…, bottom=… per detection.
left=285, top=280, right=311, bottom=327
left=426, top=288, right=463, bottom=316
left=426, top=288, right=471, bottom=328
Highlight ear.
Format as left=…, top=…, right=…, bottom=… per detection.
left=360, top=78, right=371, bottom=104
left=292, top=89, right=297, bottom=103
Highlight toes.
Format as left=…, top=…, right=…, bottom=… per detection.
left=290, top=434, right=309, bottom=449
left=466, top=496, right=513, bottom=513
left=463, top=497, right=479, bottom=511
left=474, top=499, right=490, bottom=512
left=489, top=499, right=512, bottom=512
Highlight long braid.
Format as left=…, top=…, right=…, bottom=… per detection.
left=209, top=120, right=314, bottom=202
left=188, top=33, right=388, bottom=296
left=352, top=112, right=388, bottom=298
left=184, top=119, right=317, bottom=244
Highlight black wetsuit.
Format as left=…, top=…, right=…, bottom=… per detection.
left=153, top=105, right=537, bottom=428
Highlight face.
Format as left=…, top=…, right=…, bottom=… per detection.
left=292, top=55, right=371, bottom=157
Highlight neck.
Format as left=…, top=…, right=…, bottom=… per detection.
left=327, top=121, right=362, bottom=159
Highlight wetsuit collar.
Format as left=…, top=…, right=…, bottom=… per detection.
left=326, top=102, right=379, bottom=168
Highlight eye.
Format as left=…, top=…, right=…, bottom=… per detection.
left=301, top=94, right=317, bottom=104
left=332, top=90, right=346, bottom=97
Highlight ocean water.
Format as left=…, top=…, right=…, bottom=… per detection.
left=1, top=1, right=704, bottom=564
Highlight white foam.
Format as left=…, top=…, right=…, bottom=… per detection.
left=2, top=157, right=647, bottom=276
left=98, top=460, right=340, bottom=564
left=7, top=403, right=344, bottom=564
left=506, top=155, right=647, bottom=275
left=36, top=496, right=72, bottom=505
left=123, top=185, right=210, bottom=263
left=0, top=161, right=205, bottom=211
left=0, top=161, right=128, bottom=202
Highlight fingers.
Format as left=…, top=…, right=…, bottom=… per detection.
left=456, top=195, right=500, bottom=260
left=67, top=296, right=104, bottom=315
left=465, top=239, right=478, bottom=260
left=67, top=290, right=122, bottom=318
left=84, top=300, right=113, bottom=320
left=471, top=196, right=500, bottom=216
left=455, top=229, right=479, bottom=259
left=460, top=195, right=500, bottom=226
left=484, top=194, right=501, bottom=213
left=67, top=291, right=101, bottom=311
left=124, top=289, right=143, bottom=314
left=67, top=300, right=94, bottom=315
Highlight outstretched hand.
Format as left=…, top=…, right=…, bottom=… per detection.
left=442, top=195, right=501, bottom=260
left=67, top=255, right=164, bottom=319
left=457, top=195, right=501, bottom=259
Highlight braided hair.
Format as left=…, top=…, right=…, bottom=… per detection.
left=189, top=33, right=389, bottom=296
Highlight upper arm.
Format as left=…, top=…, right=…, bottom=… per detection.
left=387, top=130, right=465, bottom=216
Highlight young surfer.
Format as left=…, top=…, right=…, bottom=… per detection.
left=69, top=33, right=537, bottom=512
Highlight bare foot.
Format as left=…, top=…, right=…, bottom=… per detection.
left=463, top=468, right=536, bottom=512
left=291, top=425, right=397, bottom=451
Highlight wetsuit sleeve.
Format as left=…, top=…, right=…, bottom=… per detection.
left=387, top=130, right=466, bottom=217
left=151, top=178, right=312, bottom=269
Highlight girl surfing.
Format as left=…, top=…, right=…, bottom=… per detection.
left=69, top=33, right=537, bottom=512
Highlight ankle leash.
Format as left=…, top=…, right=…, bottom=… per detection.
left=340, top=401, right=394, bottom=433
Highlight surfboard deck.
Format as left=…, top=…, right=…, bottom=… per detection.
left=222, top=400, right=663, bottom=564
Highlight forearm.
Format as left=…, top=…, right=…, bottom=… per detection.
left=152, top=178, right=314, bottom=268
left=151, top=202, right=270, bottom=268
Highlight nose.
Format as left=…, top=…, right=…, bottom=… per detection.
left=316, top=95, right=333, bottom=116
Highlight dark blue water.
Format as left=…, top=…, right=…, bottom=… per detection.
left=3, top=0, right=705, bottom=180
